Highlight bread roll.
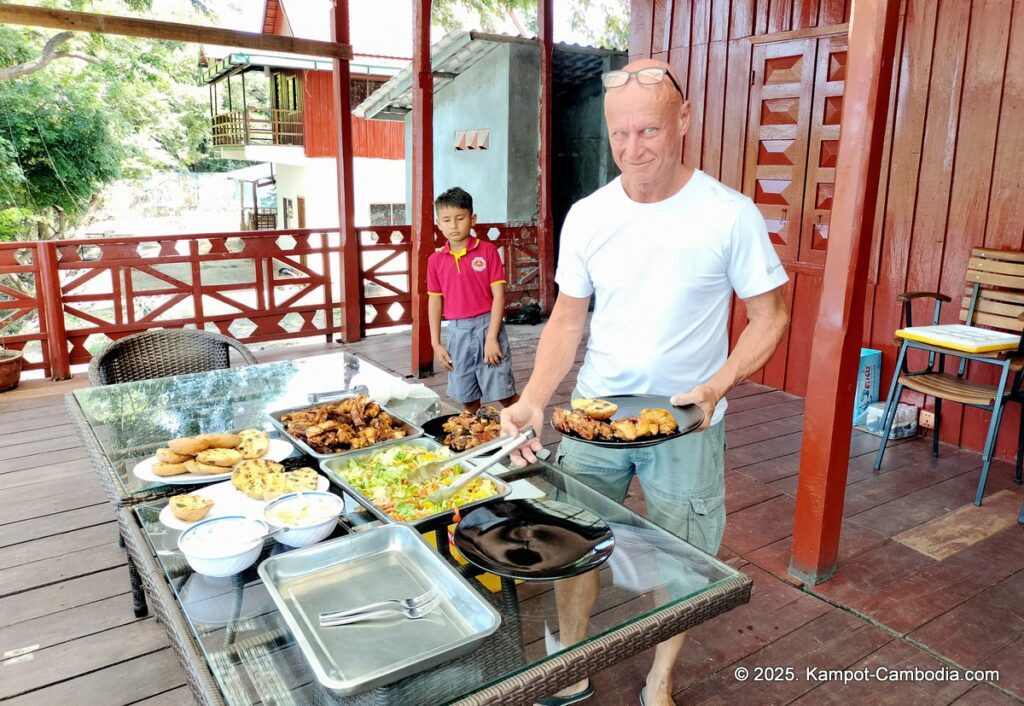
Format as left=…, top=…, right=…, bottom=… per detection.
left=195, top=448, right=243, bottom=468
left=168, top=436, right=210, bottom=455
left=232, top=458, right=286, bottom=499
left=570, top=398, right=619, bottom=420
left=156, top=448, right=192, bottom=464
left=169, top=495, right=214, bottom=522
left=184, top=459, right=230, bottom=476
left=237, top=429, right=270, bottom=459
left=152, top=462, right=188, bottom=477
left=198, top=433, right=242, bottom=449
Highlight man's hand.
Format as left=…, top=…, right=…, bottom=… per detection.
left=433, top=343, right=453, bottom=371
left=670, top=383, right=721, bottom=430
left=483, top=337, right=503, bottom=366
left=500, top=400, right=546, bottom=466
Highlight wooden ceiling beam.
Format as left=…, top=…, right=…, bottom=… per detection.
left=0, top=3, right=352, bottom=60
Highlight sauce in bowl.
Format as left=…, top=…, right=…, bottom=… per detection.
left=179, top=516, right=266, bottom=558
left=265, top=493, right=341, bottom=527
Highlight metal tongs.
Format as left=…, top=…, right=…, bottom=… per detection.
left=407, top=427, right=536, bottom=502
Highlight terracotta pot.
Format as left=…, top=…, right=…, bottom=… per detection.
left=0, top=350, right=23, bottom=392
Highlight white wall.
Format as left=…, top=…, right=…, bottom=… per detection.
left=275, top=157, right=406, bottom=229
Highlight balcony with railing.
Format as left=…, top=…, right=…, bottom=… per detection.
left=211, top=108, right=304, bottom=148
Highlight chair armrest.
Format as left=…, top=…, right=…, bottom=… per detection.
left=896, top=291, right=950, bottom=328
left=896, top=291, right=952, bottom=303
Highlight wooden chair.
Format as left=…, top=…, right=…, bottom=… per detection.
left=873, top=248, right=1024, bottom=507
left=89, top=328, right=257, bottom=386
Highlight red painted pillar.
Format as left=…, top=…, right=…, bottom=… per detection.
left=410, top=0, right=434, bottom=377
left=536, top=0, right=555, bottom=314
left=331, top=0, right=362, bottom=342
left=789, top=0, right=902, bottom=584
left=37, top=241, right=70, bottom=380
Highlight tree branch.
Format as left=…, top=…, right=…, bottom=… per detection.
left=0, top=31, right=101, bottom=81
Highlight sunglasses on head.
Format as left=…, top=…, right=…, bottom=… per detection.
left=601, top=68, right=685, bottom=101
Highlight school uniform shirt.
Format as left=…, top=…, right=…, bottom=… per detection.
left=427, top=237, right=507, bottom=320
left=556, top=170, right=788, bottom=425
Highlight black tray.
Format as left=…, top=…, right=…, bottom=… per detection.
left=551, top=394, right=704, bottom=448
left=421, top=413, right=458, bottom=441
left=422, top=410, right=504, bottom=453
left=453, top=499, right=615, bottom=581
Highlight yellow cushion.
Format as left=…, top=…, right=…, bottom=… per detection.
left=896, top=324, right=1019, bottom=353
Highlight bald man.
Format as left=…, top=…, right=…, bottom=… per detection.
left=500, top=58, right=789, bottom=706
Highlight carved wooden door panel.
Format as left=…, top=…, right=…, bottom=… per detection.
left=799, top=35, right=847, bottom=265
left=743, top=39, right=817, bottom=263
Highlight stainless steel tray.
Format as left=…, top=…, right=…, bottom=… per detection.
left=319, top=437, right=511, bottom=532
left=267, top=399, right=423, bottom=461
left=257, top=524, right=501, bottom=696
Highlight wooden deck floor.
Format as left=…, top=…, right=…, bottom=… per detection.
left=2, top=328, right=1024, bottom=705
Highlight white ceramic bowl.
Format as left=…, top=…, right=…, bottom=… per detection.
left=177, top=515, right=267, bottom=577
left=262, top=491, right=344, bottom=548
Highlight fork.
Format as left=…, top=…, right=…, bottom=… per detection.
left=319, top=592, right=443, bottom=627
left=317, top=587, right=438, bottom=623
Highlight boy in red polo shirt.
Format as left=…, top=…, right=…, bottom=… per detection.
left=427, top=187, right=519, bottom=412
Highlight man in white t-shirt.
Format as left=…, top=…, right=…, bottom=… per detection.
left=501, top=58, right=789, bottom=706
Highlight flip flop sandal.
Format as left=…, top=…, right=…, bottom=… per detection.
left=535, top=682, right=596, bottom=706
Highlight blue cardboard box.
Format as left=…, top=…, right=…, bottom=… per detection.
left=854, top=349, right=882, bottom=426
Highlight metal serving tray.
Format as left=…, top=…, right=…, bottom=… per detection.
left=257, top=524, right=501, bottom=696
left=319, top=437, right=511, bottom=533
left=267, top=400, right=423, bottom=461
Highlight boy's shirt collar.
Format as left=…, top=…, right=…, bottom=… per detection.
left=440, top=237, right=479, bottom=255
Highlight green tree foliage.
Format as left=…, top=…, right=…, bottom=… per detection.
left=432, top=0, right=628, bottom=49
left=0, top=64, right=121, bottom=219
left=0, top=1, right=224, bottom=241
left=567, top=0, right=629, bottom=49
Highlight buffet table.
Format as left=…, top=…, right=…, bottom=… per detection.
left=71, top=352, right=752, bottom=704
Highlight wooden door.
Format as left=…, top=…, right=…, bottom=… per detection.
left=744, top=38, right=817, bottom=263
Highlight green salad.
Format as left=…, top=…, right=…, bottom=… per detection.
left=338, top=444, right=498, bottom=521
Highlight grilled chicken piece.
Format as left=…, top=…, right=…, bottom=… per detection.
left=638, top=408, right=678, bottom=435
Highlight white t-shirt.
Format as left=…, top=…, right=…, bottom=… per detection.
left=555, top=170, right=788, bottom=425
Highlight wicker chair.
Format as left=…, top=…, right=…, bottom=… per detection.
left=80, top=329, right=256, bottom=617
left=88, top=328, right=257, bottom=386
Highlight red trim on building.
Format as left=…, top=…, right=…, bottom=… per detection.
left=303, top=71, right=404, bottom=159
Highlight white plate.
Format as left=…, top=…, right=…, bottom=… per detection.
left=132, top=438, right=294, bottom=486
left=158, top=474, right=330, bottom=531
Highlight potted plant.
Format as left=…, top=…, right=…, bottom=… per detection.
left=0, top=332, right=23, bottom=392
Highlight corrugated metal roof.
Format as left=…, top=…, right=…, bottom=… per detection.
left=200, top=51, right=401, bottom=84
left=354, top=31, right=625, bottom=121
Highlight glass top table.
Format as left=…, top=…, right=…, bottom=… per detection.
left=70, top=349, right=751, bottom=701
left=67, top=352, right=452, bottom=507
left=122, top=462, right=751, bottom=706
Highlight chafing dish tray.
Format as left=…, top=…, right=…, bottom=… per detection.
left=319, top=437, right=511, bottom=533
left=267, top=399, right=423, bottom=461
left=257, top=524, right=501, bottom=696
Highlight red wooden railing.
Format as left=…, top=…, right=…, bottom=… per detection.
left=359, top=223, right=540, bottom=331
left=0, top=223, right=539, bottom=378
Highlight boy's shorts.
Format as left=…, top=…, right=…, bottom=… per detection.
left=446, top=312, right=516, bottom=404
